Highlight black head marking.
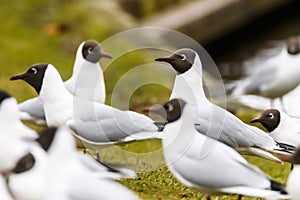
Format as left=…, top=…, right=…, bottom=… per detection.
left=0, top=90, right=11, bottom=104
left=12, top=153, right=35, bottom=174
left=82, top=40, right=112, bottom=63
left=250, top=109, right=280, bottom=132
left=150, top=99, right=186, bottom=123
left=10, top=63, right=48, bottom=94
left=287, top=36, right=300, bottom=55
left=36, top=127, right=57, bottom=151
left=163, top=99, right=186, bottom=122
left=155, top=48, right=196, bottom=74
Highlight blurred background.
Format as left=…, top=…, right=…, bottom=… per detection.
left=2, top=0, right=300, bottom=107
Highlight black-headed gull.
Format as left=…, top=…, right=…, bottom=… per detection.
left=9, top=127, right=140, bottom=200
left=36, top=127, right=137, bottom=179
left=45, top=126, right=140, bottom=200
left=155, top=48, right=292, bottom=162
left=251, top=109, right=300, bottom=148
left=9, top=147, right=48, bottom=200
left=149, top=98, right=289, bottom=199
left=10, top=64, right=163, bottom=152
left=18, top=40, right=111, bottom=125
left=229, top=36, right=300, bottom=109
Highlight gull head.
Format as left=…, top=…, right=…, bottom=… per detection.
left=10, top=63, right=48, bottom=94
left=155, top=48, right=196, bottom=74
left=82, top=40, right=112, bottom=63
left=149, top=98, right=186, bottom=123
left=250, top=109, right=280, bottom=132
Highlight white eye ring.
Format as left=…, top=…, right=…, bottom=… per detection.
left=268, top=113, right=274, bottom=119
left=31, top=68, right=37, bottom=74
left=166, top=103, right=174, bottom=112
left=181, top=54, right=186, bottom=60
left=88, top=47, right=94, bottom=54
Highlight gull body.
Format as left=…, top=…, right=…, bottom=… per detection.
left=36, top=127, right=136, bottom=179
left=44, top=127, right=140, bottom=200
left=11, top=64, right=162, bottom=150
left=155, top=48, right=289, bottom=162
left=9, top=127, right=139, bottom=200
left=18, top=40, right=111, bottom=124
left=231, top=36, right=300, bottom=101
left=150, top=98, right=288, bottom=199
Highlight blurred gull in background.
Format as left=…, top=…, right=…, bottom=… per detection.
left=227, top=36, right=300, bottom=111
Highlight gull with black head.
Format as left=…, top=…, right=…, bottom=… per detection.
left=149, top=98, right=290, bottom=199
left=155, top=48, right=292, bottom=162
left=9, top=127, right=140, bottom=200
left=10, top=63, right=164, bottom=154
left=229, top=36, right=300, bottom=109
left=17, top=39, right=111, bottom=125
left=251, top=109, right=300, bottom=148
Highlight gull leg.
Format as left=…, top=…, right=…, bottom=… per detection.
left=83, top=148, right=87, bottom=154
left=96, top=151, right=100, bottom=161
left=206, top=195, right=211, bottom=200
left=237, top=195, right=243, bottom=200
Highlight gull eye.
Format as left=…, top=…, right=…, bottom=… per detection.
left=30, top=68, right=37, bottom=74
left=166, top=103, right=174, bottom=112
left=268, top=113, right=274, bottom=119
left=87, top=47, right=93, bottom=54
left=180, top=54, right=186, bottom=61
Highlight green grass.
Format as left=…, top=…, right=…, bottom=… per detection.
left=0, top=1, right=291, bottom=199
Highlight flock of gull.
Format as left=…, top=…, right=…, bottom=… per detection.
left=1, top=37, right=300, bottom=200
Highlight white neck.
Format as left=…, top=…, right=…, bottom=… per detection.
left=70, top=61, right=105, bottom=103
left=72, top=42, right=85, bottom=78
left=163, top=100, right=199, bottom=163
left=39, top=65, right=73, bottom=127
left=64, top=42, right=106, bottom=103
left=40, top=65, right=72, bottom=104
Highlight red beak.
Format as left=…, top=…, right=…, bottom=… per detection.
left=155, top=57, right=174, bottom=63
left=279, top=154, right=294, bottom=163
left=10, top=73, right=27, bottom=81
left=250, top=117, right=260, bottom=123
left=142, top=107, right=151, bottom=114
left=101, top=50, right=112, bottom=59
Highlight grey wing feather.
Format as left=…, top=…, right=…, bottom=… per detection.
left=195, top=107, right=276, bottom=149
left=70, top=102, right=158, bottom=142
left=172, top=136, right=270, bottom=189
left=233, top=64, right=278, bottom=95
left=18, top=97, right=45, bottom=119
